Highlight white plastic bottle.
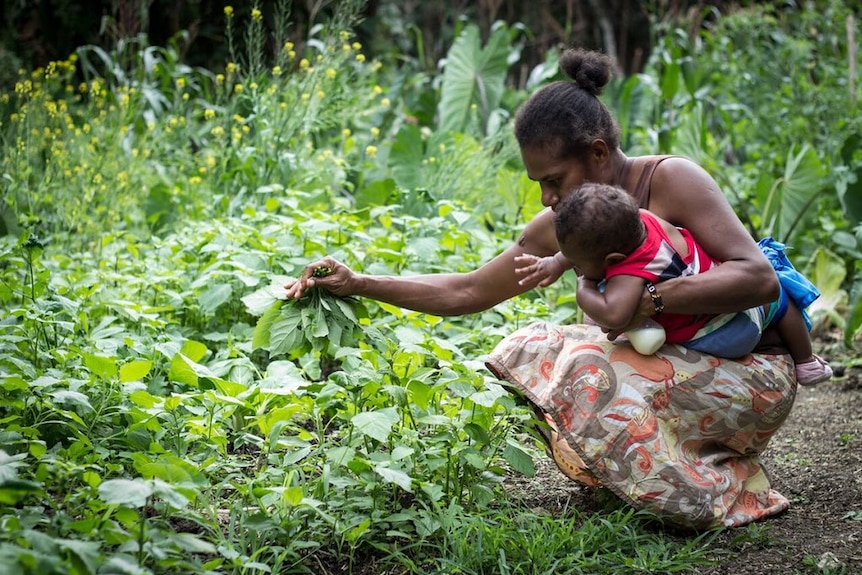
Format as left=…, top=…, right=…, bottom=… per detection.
left=626, top=319, right=666, bottom=355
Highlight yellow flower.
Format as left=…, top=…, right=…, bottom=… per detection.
left=234, top=83, right=243, bottom=93
left=326, top=68, right=336, bottom=79
left=372, top=85, right=383, bottom=95
left=342, top=128, right=351, bottom=137
left=224, top=6, right=233, bottom=17
left=272, top=65, right=282, bottom=76
left=251, top=8, right=262, bottom=20
left=211, top=126, right=225, bottom=136
left=352, top=42, right=362, bottom=51
left=339, top=30, right=350, bottom=41
left=204, top=108, right=215, bottom=120
left=176, top=77, right=186, bottom=89
left=365, top=145, right=377, bottom=157
left=381, top=98, right=391, bottom=107
left=370, top=127, right=380, bottom=138
left=284, top=41, right=294, bottom=51
left=317, top=90, right=325, bottom=98
left=190, top=176, right=202, bottom=184
left=233, top=114, right=244, bottom=123
left=182, top=93, right=189, bottom=101
left=288, top=50, right=296, bottom=59
left=355, top=54, right=365, bottom=63
left=249, top=82, right=258, bottom=90
left=299, top=58, right=310, bottom=69
left=226, top=62, right=237, bottom=74
left=301, top=93, right=310, bottom=102
left=216, top=74, right=225, bottom=84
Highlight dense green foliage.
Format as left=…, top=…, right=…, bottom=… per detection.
left=0, top=0, right=859, bottom=573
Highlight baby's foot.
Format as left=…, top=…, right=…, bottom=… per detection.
left=795, top=354, right=833, bottom=386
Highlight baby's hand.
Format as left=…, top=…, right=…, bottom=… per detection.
left=514, top=253, right=566, bottom=287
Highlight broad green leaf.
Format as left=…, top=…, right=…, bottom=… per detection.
left=83, top=353, right=118, bottom=381
left=325, top=446, right=355, bottom=467
left=846, top=278, right=862, bottom=349
left=373, top=465, right=413, bottom=493
left=99, top=478, right=152, bottom=507
left=198, top=283, right=233, bottom=315
left=438, top=23, right=512, bottom=135
left=469, top=382, right=508, bottom=407
left=171, top=533, right=217, bottom=554
left=120, top=360, right=153, bottom=383
left=168, top=354, right=199, bottom=386
left=352, top=408, right=399, bottom=442
left=0, top=479, right=42, bottom=504
left=242, top=277, right=292, bottom=316
left=503, top=440, right=536, bottom=477
left=761, top=144, right=824, bottom=242
left=152, top=478, right=190, bottom=509
left=252, top=301, right=282, bottom=350
left=180, top=340, right=208, bottom=363
left=268, top=311, right=305, bottom=356
left=388, top=123, right=424, bottom=190
left=805, top=248, right=847, bottom=329
left=50, top=390, right=94, bottom=412
left=283, top=485, right=303, bottom=506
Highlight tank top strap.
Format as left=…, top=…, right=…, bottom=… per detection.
left=631, top=155, right=682, bottom=209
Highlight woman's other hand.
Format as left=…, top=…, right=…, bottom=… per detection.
left=284, top=256, right=355, bottom=300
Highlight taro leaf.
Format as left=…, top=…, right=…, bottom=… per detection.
left=839, top=133, right=862, bottom=225
left=846, top=278, right=862, bottom=349
left=761, top=143, right=824, bottom=243
left=438, top=23, right=512, bottom=135
left=804, top=248, right=847, bottom=329
left=388, top=123, right=424, bottom=191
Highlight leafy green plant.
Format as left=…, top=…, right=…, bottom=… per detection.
left=244, top=276, right=373, bottom=360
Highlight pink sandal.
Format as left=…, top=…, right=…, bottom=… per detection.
left=795, top=355, right=833, bottom=386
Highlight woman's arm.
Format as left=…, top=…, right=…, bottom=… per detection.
left=576, top=275, right=646, bottom=330
left=284, top=209, right=561, bottom=316
left=604, top=157, right=781, bottom=338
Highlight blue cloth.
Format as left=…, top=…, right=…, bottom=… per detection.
left=758, top=237, right=819, bottom=330
left=685, top=309, right=765, bottom=357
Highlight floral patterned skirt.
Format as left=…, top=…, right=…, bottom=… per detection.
left=485, top=322, right=796, bottom=529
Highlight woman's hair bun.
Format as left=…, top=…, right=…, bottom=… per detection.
left=559, top=48, right=615, bottom=96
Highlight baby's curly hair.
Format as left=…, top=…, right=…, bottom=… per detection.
left=553, top=183, right=646, bottom=258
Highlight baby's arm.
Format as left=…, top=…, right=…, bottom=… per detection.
left=576, top=274, right=649, bottom=330
left=514, top=252, right=573, bottom=287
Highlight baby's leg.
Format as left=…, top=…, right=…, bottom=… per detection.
left=776, top=303, right=832, bottom=386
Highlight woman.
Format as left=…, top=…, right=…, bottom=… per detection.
left=285, top=48, right=796, bottom=529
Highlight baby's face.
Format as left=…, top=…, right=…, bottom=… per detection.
left=560, top=238, right=607, bottom=281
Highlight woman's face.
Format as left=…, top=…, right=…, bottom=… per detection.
left=520, top=145, right=603, bottom=211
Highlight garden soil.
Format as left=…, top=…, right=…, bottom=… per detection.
left=509, top=334, right=862, bottom=575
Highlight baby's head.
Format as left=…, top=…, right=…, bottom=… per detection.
left=553, top=183, right=646, bottom=280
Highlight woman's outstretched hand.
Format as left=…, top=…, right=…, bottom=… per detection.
left=283, top=256, right=356, bottom=300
